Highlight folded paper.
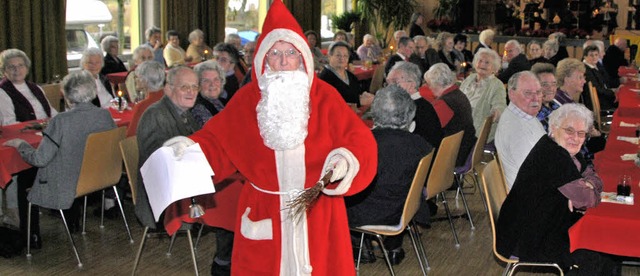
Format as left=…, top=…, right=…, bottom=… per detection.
left=617, top=136, right=639, bottom=145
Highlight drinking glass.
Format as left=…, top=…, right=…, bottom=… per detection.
left=617, top=175, right=632, bottom=196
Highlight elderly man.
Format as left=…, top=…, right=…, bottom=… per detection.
left=81, top=48, right=114, bottom=108
left=135, top=66, right=201, bottom=232
left=384, top=36, right=416, bottom=75
left=603, top=37, right=629, bottom=88
left=126, top=61, right=166, bottom=137
left=100, top=35, right=127, bottom=75
left=495, top=71, right=546, bottom=189
left=498, top=40, right=531, bottom=83
left=125, top=45, right=155, bottom=102
left=213, top=43, right=242, bottom=103
left=144, top=26, right=165, bottom=67
left=161, top=1, right=377, bottom=274
left=425, top=63, right=476, bottom=167
left=411, top=35, right=440, bottom=74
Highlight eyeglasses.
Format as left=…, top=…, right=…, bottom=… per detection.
left=215, top=57, right=231, bottom=64
left=6, top=64, right=26, bottom=71
left=561, top=127, right=588, bottom=138
left=266, top=49, right=300, bottom=60
left=540, top=81, right=557, bottom=88
left=176, top=84, right=200, bottom=92
left=522, top=90, right=543, bottom=99
left=201, top=78, right=222, bottom=85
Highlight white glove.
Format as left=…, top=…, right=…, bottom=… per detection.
left=327, top=155, right=348, bottom=182
left=3, top=138, right=27, bottom=149
left=163, top=136, right=195, bottom=159
left=321, top=148, right=360, bottom=196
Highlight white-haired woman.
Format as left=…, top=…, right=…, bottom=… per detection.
left=4, top=70, right=117, bottom=243
left=81, top=47, right=115, bottom=107
left=192, top=60, right=227, bottom=126
left=459, top=48, right=506, bottom=142
left=100, top=35, right=127, bottom=75
left=186, top=29, right=213, bottom=62
left=356, top=34, right=383, bottom=62
left=497, top=103, right=611, bottom=274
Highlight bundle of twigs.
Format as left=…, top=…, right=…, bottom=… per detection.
left=287, top=170, right=333, bottom=222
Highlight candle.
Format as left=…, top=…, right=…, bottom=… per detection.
left=390, top=45, right=394, bottom=50
left=203, top=49, right=209, bottom=60
left=117, top=90, right=123, bottom=110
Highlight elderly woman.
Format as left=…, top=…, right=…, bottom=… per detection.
left=425, top=63, right=476, bottom=166
left=4, top=70, right=117, bottom=242
left=319, top=41, right=374, bottom=107
left=126, top=61, right=166, bottom=137
left=81, top=47, right=115, bottom=108
left=497, top=103, right=609, bottom=274
left=333, top=30, right=359, bottom=63
left=357, top=34, right=383, bottom=63
left=437, top=32, right=459, bottom=71
left=555, top=58, right=586, bottom=105
left=192, top=60, right=227, bottom=126
left=543, top=39, right=562, bottom=67
left=527, top=40, right=547, bottom=65
left=213, top=42, right=241, bottom=103
left=100, top=35, right=127, bottom=75
left=453, top=34, right=473, bottom=72
left=582, top=45, right=617, bottom=111
left=125, top=45, right=154, bottom=102
left=163, top=30, right=192, bottom=67
left=474, top=29, right=495, bottom=54
left=532, top=62, right=560, bottom=131
left=304, top=30, right=328, bottom=71
left=408, top=12, right=425, bottom=38
left=459, top=48, right=506, bottom=142
left=346, top=84, right=432, bottom=265
left=186, top=29, right=214, bottom=62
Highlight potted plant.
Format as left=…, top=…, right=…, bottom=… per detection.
left=331, top=11, right=361, bottom=33
left=357, top=0, right=418, bottom=49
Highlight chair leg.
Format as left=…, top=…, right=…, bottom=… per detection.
left=167, top=231, right=178, bottom=256
left=113, top=186, right=133, bottom=243
left=440, top=191, right=460, bottom=247
left=186, top=229, right=199, bottom=276
left=99, top=190, right=105, bottom=229
left=406, top=225, right=427, bottom=276
left=457, top=185, right=475, bottom=230
left=374, top=234, right=396, bottom=276
left=82, top=196, right=88, bottom=235
left=410, top=221, right=430, bottom=271
left=355, top=232, right=365, bottom=273
left=26, top=202, right=32, bottom=258
left=473, top=170, right=488, bottom=212
left=132, top=227, right=149, bottom=276
left=194, top=223, right=204, bottom=250
left=59, top=209, right=83, bottom=268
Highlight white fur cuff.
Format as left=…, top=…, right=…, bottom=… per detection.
left=321, top=147, right=359, bottom=196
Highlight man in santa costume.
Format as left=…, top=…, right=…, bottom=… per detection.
left=163, top=1, right=377, bottom=274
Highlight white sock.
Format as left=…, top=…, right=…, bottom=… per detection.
left=104, top=198, right=115, bottom=210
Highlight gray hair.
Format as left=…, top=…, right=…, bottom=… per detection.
left=0, top=48, right=31, bottom=74
left=132, top=44, right=154, bottom=63
left=213, top=42, right=240, bottom=64
left=167, top=66, right=194, bottom=86
left=100, top=35, right=119, bottom=52
left=189, top=29, right=205, bottom=43
left=424, top=63, right=456, bottom=89
left=478, top=29, right=495, bottom=45
left=505, top=39, right=522, bottom=54
left=328, top=41, right=350, bottom=56
left=145, top=26, right=161, bottom=40
left=531, top=62, right=556, bottom=76
left=363, top=34, right=376, bottom=43
left=389, top=61, right=422, bottom=91
left=135, top=61, right=165, bottom=91
left=507, top=71, right=538, bottom=92
left=543, top=39, right=559, bottom=54
left=556, top=58, right=585, bottom=87
left=548, top=103, right=594, bottom=134
left=62, top=70, right=97, bottom=104
left=81, top=47, right=104, bottom=68
left=194, top=60, right=226, bottom=87
left=371, top=84, right=416, bottom=130
left=436, top=32, right=454, bottom=49
left=413, top=35, right=428, bottom=45
left=473, top=48, right=501, bottom=73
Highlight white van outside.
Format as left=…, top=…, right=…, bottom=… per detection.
left=65, top=0, right=112, bottom=68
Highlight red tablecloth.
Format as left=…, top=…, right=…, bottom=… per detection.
left=351, top=64, right=377, bottom=81
left=0, top=108, right=133, bottom=188
left=568, top=98, right=640, bottom=257
left=106, top=71, right=128, bottom=85
left=617, top=84, right=640, bottom=117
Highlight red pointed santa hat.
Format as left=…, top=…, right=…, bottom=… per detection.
left=253, top=0, right=314, bottom=86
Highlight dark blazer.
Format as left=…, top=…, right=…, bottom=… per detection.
left=384, top=54, right=405, bottom=76
left=529, top=56, right=548, bottom=66
left=497, top=135, right=584, bottom=268
left=222, top=74, right=240, bottom=105
left=91, top=74, right=115, bottom=107
left=603, top=45, right=629, bottom=88
left=473, top=43, right=490, bottom=54
left=318, top=68, right=363, bottom=106
left=440, top=88, right=477, bottom=166
left=100, top=54, right=127, bottom=76
left=135, top=96, right=201, bottom=228
left=498, top=54, right=531, bottom=83
left=583, top=65, right=617, bottom=110
left=409, top=23, right=425, bottom=38
left=438, top=50, right=458, bottom=71
left=409, top=49, right=440, bottom=74
left=414, top=98, right=444, bottom=149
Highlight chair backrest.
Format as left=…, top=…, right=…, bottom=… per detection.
left=479, top=159, right=512, bottom=263
left=588, top=81, right=602, bottom=130
left=41, top=83, right=63, bottom=112
left=119, top=136, right=139, bottom=205
left=470, top=116, right=493, bottom=171
left=75, top=127, right=126, bottom=197
left=399, top=150, right=434, bottom=227
left=368, top=65, right=385, bottom=93
left=425, top=131, right=464, bottom=200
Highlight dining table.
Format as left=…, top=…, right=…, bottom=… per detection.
left=351, top=64, right=377, bottom=81
left=0, top=106, right=134, bottom=189
left=568, top=80, right=640, bottom=258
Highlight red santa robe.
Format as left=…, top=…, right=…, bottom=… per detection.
left=189, top=1, right=377, bottom=275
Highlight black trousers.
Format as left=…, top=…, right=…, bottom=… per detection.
left=214, top=227, right=234, bottom=263
left=17, top=167, right=39, bottom=238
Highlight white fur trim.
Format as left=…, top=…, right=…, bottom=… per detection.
left=321, top=147, right=360, bottom=196
left=240, top=207, right=273, bottom=240
left=255, top=29, right=315, bottom=87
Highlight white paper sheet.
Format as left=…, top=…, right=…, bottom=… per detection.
left=140, top=143, right=215, bottom=222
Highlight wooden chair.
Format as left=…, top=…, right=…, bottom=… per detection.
left=41, top=83, right=63, bottom=112
left=588, top=81, right=610, bottom=135
left=120, top=136, right=199, bottom=276
left=454, top=116, right=494, bottom=215
left=368, top=64, right=386, bottom=93
left=424, top=131, right=464, bottom=247
left=479, top=159, right=563, bottom=276
left=352, top=151, right=434, bottom=276
left=26, top=127, right=131, bottom=268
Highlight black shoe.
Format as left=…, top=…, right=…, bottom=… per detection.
left=29, top=234, right=42, bottom=249
left=388, top=248, right=405, bottom=266
left=353, top=248, right=376, bottom=264
left=93, top=207, right=119, bottom=219
left=211, top=261, right=231, bottom=276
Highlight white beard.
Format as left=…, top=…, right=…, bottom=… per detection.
left=256, top=70, right=310, bottom=151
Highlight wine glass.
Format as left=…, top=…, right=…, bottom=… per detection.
left=617, top=175, right=632, bottom=196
